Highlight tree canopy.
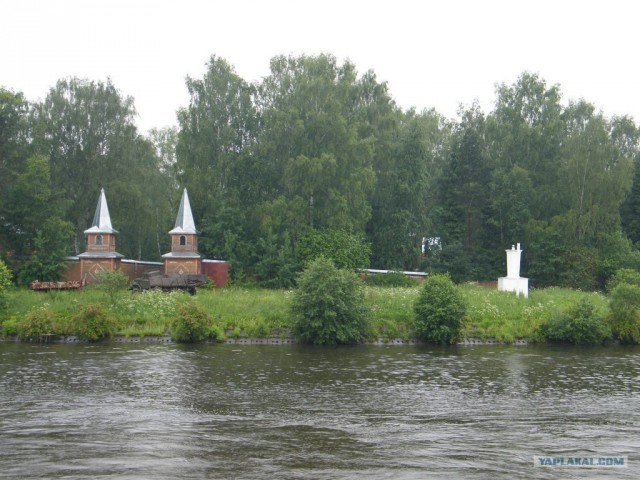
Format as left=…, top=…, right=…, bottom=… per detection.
left=1, top=61, right=639, bottom=289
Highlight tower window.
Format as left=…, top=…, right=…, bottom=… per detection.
left=96, top=235, right=103, bottom=246
left=179, top=235, right=186, bottom=246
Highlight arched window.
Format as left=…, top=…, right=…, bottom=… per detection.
left=179, top=235, right=186, bottom=246
left=96, top=235, right=103, bottom=246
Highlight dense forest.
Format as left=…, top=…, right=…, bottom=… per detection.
left=2, top=53, right=640, bottom=289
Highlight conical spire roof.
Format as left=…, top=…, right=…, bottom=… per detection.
left=169, top=188, right=198, bottom=234
left=84, top=188, right=118, bottom=234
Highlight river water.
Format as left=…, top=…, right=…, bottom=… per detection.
left=0, top=342, right=638, bottom=479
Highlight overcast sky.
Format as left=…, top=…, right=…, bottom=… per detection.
left=3, top=0, right=639, bottom=134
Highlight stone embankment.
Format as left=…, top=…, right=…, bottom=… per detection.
left=2, top=334, right=529, bottom=346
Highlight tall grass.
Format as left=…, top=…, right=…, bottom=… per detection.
left=7, top=287, right=106, bottom=318
left=196, top=287, right=292, bottom=336
left=367, top=286, right=419, bottom=340
left=460, top=284, right=608, bottom=342
left=1, top=283, right=611, bottom=343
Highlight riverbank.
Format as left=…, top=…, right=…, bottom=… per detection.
left=0, top=333, right=530, bottom=346
left=1, top=283, right=610, bottom=344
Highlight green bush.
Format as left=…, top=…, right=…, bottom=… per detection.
left=71, top=303, right=117, bottom=341
left=0, top=259, right=12, bottom=290
left=290, top=257, right=370, bottom=345
left=249, top=320, right=270, bottom=338
left=1, top=316, right=18, bottom=336
left=17, top=307, right=57, bottom=339
left=364, top=271, right=417, bottom=287
left=297, top=230, right=371, bottom=270
left=608, top=283, right=640, bottom=344
left=0, top=259, right=12, bottom=311
left=207, top=324, right=226, bottom=342
left=413, top=273, right=467, bottom=344
left=539, top=299, right=611, bottom=345
left=169, top=301, right=212, bottom=343
left=95, top=270, right=130, bottom=306
left=606, top=268, right=640, bottom=293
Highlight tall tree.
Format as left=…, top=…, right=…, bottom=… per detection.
left=30, top=77, right=166, bottom=260
left=367, top=108, right=449, bottom=270
left=617, top=116, right=640, bottom=243
left=174, top=56, right=257, bottom=275
left=523, top=103, right=637, bottom=288
left=487, top=72, right=564, bottom=229
left=5, top=155, right=62, bottom=251
left=3, top=155, right=74, bottom=283
left=0, top=88, right=29, bottom=251
left=432, top=104, right=494, bottom=280
left=175, top=56, right=256, bottom=220
left=253, top=54, right=376, bottom=238
left=558, top=101, right=633, bottom=246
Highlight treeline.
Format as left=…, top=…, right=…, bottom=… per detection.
left=2, top=54, right=640, bottom=288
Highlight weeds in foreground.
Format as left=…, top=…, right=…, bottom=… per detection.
left=0, top=283, right=615, bottom=344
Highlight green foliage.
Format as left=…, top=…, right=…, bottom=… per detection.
left=208, top=324, right=226, bottom=342
left=1, top=316, right=18, bottom=336
left=463, top=285, right=611, bottom=342
left=17, top=307, right=57, bottom=339
left=596, top=232, right=640, bottom=289
left=6, top=155, right=59, bottom=244
left=2, top=154, right=74, bottom=285
left=430, top=105, right=497, bottom=282
left=537, top=299, right=611, bottom=345
left=290, top=257, right=370, bottom=345
left=253, top=230, right=297, bottom=288
left=364, top=271, right=417, bottom=287
left=0, top=259, right=12, bottom=311
left=367, top=286, right=418, bottom=339
left=0, top=259, right=12, bottom=291
left=297, top=229, right=371, bottom=270
left=199, top=277, right=215, bottom=290
left=199, top=204, right=253, bottom=283
left=194, top=287, right=290, bottom=333
left=115, top=288, right=182, bottom=336
left=4, top=60, right=639, bottom=290
left=254, top=54, right=376, bottom=234
left=71, top=303, right=117, bottom=341
left=247, top=319, right=270, bottom=338
left=368, top=109, right=446, bottom=271
left=413, top=273, right=467, bottom=344
left=1, top=282, right=624, bottom=344
left=30, top=77, right=172, bottom=261
left=620, top=146, right=640, bottom=243
left=16, top=217, right=75, bottom=285
left=606, top=268, right=640, bottom=292
left=608, top=283, right=640, bottom=344
left=176, top=56, right=256, bottom=223
left=95, top=270, right=130, bottom=306
left=558, top=245, right=600, bottom=291
left=169, top=300, right=213, bottom=343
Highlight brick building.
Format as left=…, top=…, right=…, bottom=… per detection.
left=77, top=188, right=124, bottom=283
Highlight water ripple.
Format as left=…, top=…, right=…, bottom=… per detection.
left=0, top=343, right=638, bottom=478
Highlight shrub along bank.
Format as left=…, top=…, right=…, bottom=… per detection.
left=0, top=269, right=636, bottom=346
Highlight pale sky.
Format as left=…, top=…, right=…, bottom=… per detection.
left=3, top=0, right=639, bottom=135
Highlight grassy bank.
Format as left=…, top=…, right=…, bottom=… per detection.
left=1, top=283, right=609, bottom=343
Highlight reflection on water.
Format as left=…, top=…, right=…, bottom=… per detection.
left=1, top=343, right=638, bottom=478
